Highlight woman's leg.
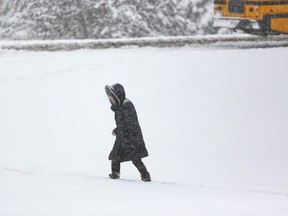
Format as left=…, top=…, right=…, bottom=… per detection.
left=110, top=160, right=120, bottom=179
left=132, top=159, right=151, bottom=182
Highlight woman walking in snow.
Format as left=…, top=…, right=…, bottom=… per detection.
left=105, top=83, right=151, bottom=182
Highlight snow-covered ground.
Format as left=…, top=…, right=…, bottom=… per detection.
left=0, top=45, right=288, bottom=215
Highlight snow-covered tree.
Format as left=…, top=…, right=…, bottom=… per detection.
left=0, top=0, right=216, bottom=40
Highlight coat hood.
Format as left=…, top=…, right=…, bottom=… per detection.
left=105, top=83, right=126, bottom=105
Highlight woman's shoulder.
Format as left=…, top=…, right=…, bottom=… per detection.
left=122, top=99, right=135, bottom=110
left=123, top=98, right=131, bottom=105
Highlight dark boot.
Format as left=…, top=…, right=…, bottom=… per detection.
left=110, top=160, right=120, bottom=179
left=141, top=172, right=151, bottom=182
left=132, top=159, right=151, bottom=182
left=109, top=172, right=120, bottom=179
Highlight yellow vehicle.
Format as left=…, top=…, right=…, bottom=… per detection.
left=213, top=0, right=288, bottom=34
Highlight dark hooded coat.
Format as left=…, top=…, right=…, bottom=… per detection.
left=105, top=84, right=149, bottom=162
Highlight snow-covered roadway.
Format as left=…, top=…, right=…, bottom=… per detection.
left=0, top=34, right=288, bottom=51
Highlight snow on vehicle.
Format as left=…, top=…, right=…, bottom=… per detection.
left=213, top=0, right=288, bottom=34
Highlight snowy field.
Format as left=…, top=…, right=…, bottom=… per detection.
left=0, top=45, right=288, bottom=215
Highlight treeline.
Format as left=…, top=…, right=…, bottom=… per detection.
left=0, top=0, right=216, bottom=40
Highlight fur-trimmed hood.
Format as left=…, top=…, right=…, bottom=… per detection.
left=105, top=83, right=126, bottom=105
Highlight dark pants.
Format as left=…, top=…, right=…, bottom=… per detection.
left=111, top=159, right=149, bottom=177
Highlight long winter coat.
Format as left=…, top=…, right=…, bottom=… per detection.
left=105, top=84, right=149, bottom=162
